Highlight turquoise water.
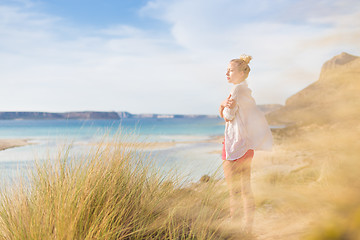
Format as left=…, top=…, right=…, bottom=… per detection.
left=0, top=118, right=224, bottom=139
left=0, top=118, right=284, bottom=184
left=0, top=118, right=226, bottom=183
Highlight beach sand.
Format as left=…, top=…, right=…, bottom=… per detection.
left=112, top=141, right=179, bottom=150
left=0, top=139, right=31, bottom=151
left=86, top=135, right=225, bottom=151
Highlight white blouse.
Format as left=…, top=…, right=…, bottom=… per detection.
left=222, top=81, right=273, bottom=161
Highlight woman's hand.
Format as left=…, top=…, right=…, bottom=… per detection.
left=219, top=94, right=236, bottom=120
left=219, top=95, right=230, bottom=118
left=221, top=94, right=230, bottom=107
left=222, top=94, right=236, bottom=109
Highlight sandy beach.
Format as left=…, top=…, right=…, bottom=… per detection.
left=0, top=139, right=31, bottom=151
left=85, top=135, right=225, bottom=151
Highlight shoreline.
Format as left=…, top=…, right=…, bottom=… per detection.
left=0, top=139, right=32, bottom=151
left=85, top=134, right=225, bottom=151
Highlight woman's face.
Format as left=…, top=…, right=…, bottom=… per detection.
left=226, top=62, right=244, bottom=84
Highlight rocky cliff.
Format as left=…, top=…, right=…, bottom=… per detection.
left=266, top=52, right=360, bottom=127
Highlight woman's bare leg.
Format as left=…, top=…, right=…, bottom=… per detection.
left=222, top=160, right=238, bottom=218
left=223, top=156, right=255, bottom=232
left=222, top=160, right=243, bottom=219
left=240, top=159, right=255, bottom=232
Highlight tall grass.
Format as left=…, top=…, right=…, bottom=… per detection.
left=0, top=134, right=229, bottom=239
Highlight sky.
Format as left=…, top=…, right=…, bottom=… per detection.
left=1, top=0, right=359, bottom=115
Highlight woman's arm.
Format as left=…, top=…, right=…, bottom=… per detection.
left=220, top=94, right=236, bottom=121
left=219, top=95, right=230, bottom=118
left=223, top=103, right=238, bottom=121
left=219, top=105, right=225, bottom=119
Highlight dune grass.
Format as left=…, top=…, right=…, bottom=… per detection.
left=1, top=118, right=358, bottom=239
left=0, top=134, right=232, bottom=240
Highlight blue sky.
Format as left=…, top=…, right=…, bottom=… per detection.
left=1, top=0, right=359, bottom=114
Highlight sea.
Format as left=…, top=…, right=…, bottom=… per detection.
left=0, top=118, right=283, bottom=185
left=0, top=118, right=227, bottom=184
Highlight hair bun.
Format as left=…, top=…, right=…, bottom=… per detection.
left=239, top=54, right=252, bottom=64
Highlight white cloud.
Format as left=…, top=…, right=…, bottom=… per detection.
left=1, top=0, right=360, bottom=114
left=140, top=0, right=360, bottom=103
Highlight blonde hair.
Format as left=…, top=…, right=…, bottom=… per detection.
left=230, top=54, right=252, bottom=79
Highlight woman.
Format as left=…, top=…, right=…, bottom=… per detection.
left=219, top=55, right=273, bottom=232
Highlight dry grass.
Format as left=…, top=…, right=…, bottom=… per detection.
left=0, top=134, right=237, bottom=240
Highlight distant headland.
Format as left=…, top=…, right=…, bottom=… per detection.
left=0, top=104, right=282, bottom=120
left=0, top=111, right=211, bottom=120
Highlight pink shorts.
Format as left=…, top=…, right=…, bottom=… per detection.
left=222, top=138, right=254, bottom=161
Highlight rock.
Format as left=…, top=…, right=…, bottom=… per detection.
left=321, top=52, right=358, bottom=72
left=266, top=52, right=360, bottom=127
